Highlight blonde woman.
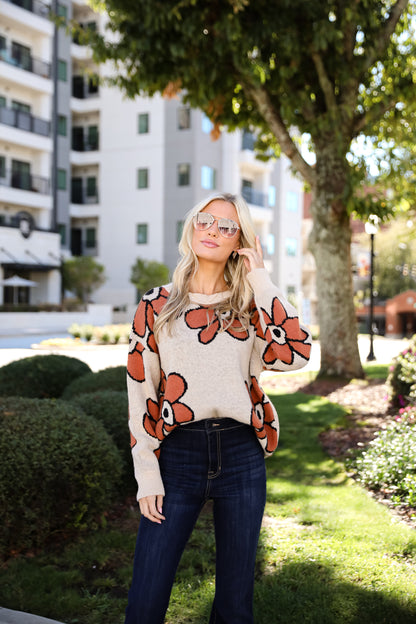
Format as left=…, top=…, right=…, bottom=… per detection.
left=125, top=193, right=311, bottom=623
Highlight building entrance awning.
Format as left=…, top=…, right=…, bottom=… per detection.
left=1, top=262, right=60, bottom=272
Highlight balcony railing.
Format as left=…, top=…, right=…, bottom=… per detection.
left=0, top=105, right=50, bottom=136
left=0, top=169, right=50, bottom=194
left=72, top=135, right=99, bottom=152
left=72, top=76, right=99, bottom=99
left=0, top=48, right=51, bottom=79
left=3, top=0, right=50, bottom=18
left=242, top=132, right=256, bottom=151
left=71, top=187, right=99, bottom=204
left=241, top=187, right=268, bottom=208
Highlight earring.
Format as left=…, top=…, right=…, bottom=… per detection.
left=232, top=250, right=238, bottom=259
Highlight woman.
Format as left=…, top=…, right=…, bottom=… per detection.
left=125, top=192, right=311, bottom=623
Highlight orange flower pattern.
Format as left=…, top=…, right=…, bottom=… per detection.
left=247, top=377, right=279, bottom=454
left=185, top=306, right=249, bottom=344
left=143, top=371, right=194, bottom=448
left=254, top=297, right=311, bottom=367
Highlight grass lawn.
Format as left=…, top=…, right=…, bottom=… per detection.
left=1, top=382, right=415, bottom=623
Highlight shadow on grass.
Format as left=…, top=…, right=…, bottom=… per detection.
left=254, top=559, right=416, bottom=624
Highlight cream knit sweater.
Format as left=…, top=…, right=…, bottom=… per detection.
left=127, top=268, right=312, bottom=500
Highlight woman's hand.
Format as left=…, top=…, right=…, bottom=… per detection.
left=138, top=494, right=165, bottom=524
left=237, top=236, right=265, bottom=272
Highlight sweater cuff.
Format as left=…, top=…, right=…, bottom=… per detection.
left=135, top=470, right=165, bottom=501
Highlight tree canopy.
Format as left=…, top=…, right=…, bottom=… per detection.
left=130, top=258, right=170, bottom=300
left=62, top=256, right=106, bottom=307
left=85, top=0, right=416, bottom=377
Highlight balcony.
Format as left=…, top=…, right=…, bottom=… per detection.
left=72, top=129, right=99, bottom=152
left=1, top=168, right=50, bottom=194
left=0, top=105, right=50, bottom=137
left=71, top=183, right=99, bottom=204
left=0, top=47, right=51, bottom=79
left=241, top=187, right=268, bottom=208
left=242, top=131, right=256, bottom=151
left=72, top=75, right=99, bottom=99
left=2, top=0, right=50, bottom=18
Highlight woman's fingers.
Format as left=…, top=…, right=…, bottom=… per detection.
left=237, top=236, right=265, bottom=271
left=138, top=495, right=166, bottom=524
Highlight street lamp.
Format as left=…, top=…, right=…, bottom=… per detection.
left=365, top=215, right=379, bottom=361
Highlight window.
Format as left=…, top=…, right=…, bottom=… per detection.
left=138, top=113, right=149, bottom=134
left=178, top=163, right=190, bottom=186
left=178, top=107, right=191, bottom=130
left=11, top=42, right=31, bottom=71
left=267, top=233, right=275, bottom=255
left=137, top=168, right=149, bottom=189
left=58, top=3, right=68, bottom=18
left=201, top=114, right=213, bottom=134
left=58, top=223, right=66, bottom=245
left=176, top=220, right=184, bottom=243
left=136, top=223, right=148, bottom=244
left=0, top=96, right=6, bottom=108
left=86, top=176, right=97, bottom=198
left=286, top=191, right=298, bottom=212
left=201, top=166, right=216, bottom=190
left=268, top=186, right=276, bottom=207
left=287, top=285, right=296, bottom=295
left=58, top=115, right=67, bottom=136
left=87, top=125, right=99, bottom=150
left=58, top=60, right=67, bottom=81
left=285, top=237, right=297, bottom=257
left=86, top=227, right=96, bottom=248
left=0, top=155, right=5, bottom=179
left=12, top=100, right=31, bottom=114
left=57, top=168, right=67, bottom=190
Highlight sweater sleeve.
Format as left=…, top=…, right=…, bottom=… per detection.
left=247, top=268, right=312, bottom=372
left=127, top=293, right=165, bottom=500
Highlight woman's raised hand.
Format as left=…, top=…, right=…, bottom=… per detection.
left=138, top=494, right=165, bottom=524
left=237, top=236, right=265, bottom=272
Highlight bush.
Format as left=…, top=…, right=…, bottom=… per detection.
left=387, top=334, right=416, bottom=408
left=70, top=390, right=135, bottom=494
left=349, top=411, right=416, bottom=509
left=0, top=397, right=122, bottom=558
left=0, top=355, right=92, bottom=399
left=61, top=366, right=127, bottom=399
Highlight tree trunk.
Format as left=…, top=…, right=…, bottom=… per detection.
left=308, top=144, right=364, bottom=379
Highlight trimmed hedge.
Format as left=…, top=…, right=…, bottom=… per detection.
left=387, top=334, right=416, bottom=408
left=61, top=365, right=127, bottom=399
left=0, top=355, right=91, bottom=399
left=70, top=390, right=136, bottom=494
left=0, top=397, right=122, bottom=558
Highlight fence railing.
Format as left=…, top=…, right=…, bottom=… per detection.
left=3, top=0, right=50, bottom=19
left=0, top=105, right=50, bottom=137
left=241, top=187, right=268, bottom=208
left=0, top=48, right=51, bottom=79
left=0, top=169, right=50, bottom=194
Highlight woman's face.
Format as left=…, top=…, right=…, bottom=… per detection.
left=191, top=200, right=241, bottom=266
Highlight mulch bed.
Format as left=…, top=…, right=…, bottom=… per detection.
left=266, top=373, right=415, bottom=528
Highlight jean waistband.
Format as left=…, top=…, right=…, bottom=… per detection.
left=180, top=417, right=246, bottom=432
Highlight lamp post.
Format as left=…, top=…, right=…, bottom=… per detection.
left=365, top=215, right=379, bottom=361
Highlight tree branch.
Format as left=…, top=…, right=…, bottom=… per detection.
left=361, top=0, right=409, bottom=72
left=310, top=50, right=338, bottom=115
left=243, top=83, right=316, bottom=186
left=352, top=97, right=398, bottom=136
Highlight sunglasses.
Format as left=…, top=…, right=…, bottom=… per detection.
left=193, top=212, right=240, bottom=238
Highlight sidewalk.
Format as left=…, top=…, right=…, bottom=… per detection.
left=0, top=609, right=63, bottom=624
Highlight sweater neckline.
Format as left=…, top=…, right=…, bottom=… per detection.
left=188, top=289, right=231, bottom=305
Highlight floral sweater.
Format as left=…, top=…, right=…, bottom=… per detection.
left=127, top=268, right=312, bottom=500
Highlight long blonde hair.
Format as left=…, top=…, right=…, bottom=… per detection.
left=154, top=192, right=257, bottom=341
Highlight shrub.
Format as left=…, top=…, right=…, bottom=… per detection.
left=0, top=355, right=92, bottom=399
left=386, top=334, right=416, bottom=408
left=70, top=390, right=135, bottom=494
left=349, top=414, right=416, bottom=509
left=61, top=366, right=127, bottom=399
left=0, top=397, right=122, bottom=558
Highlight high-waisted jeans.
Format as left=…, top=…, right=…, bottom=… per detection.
left=124, top=418, right=267, bottom=624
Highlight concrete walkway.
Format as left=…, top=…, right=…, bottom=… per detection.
left=0, top=608, right=63, bottom=624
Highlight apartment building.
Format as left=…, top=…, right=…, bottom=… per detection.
left=0, top=0, right=304, bottom=311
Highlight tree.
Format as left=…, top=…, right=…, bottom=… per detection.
left=131, top=258, right=170, bottom=300
left=62, top=256, right=106, bottom=308
left=87, top=0, right=416, bottom=377
left=373, top=220, right=416, bottom=299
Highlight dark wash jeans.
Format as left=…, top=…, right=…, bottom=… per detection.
left=124, top=418, right=267, bottom=624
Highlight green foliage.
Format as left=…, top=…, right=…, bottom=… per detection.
left=70, top=391, right=135, bottom=495
left=0, top=397, right=122, bottom=558
left=372, top=219, right=416, bottom=300
left=0, top=355, right=92, bottom=399
left=349, top=410, right=416, bottom=508
left=61, top=366, right=127, bottom=399
left=62, top=256, right=106, bottom=306
left=130, top=258, right=170, bottom=298
left=387, top=334, right=416, bottom=408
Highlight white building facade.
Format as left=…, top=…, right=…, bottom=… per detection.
left=0, top=0, right=304, bottom=313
